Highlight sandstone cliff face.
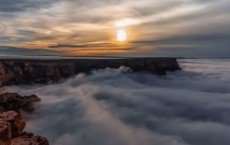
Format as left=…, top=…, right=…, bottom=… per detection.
left=0, top=58, right=180, bottom=87
left=0, top=93, right=49, bottom=145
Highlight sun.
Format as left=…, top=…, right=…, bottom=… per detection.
left=113, top=18, right=138, bottom=42
left=116, top=29, right=127, bottom=42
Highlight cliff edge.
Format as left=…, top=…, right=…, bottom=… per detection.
left=0, top=58, right=180, bottom=87
left=0, top=93, right=49, bottom=145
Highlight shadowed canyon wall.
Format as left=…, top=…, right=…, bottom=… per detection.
left=0, top=58, right=180, bottom=87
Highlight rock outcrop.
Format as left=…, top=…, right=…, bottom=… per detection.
left=0, top=93, right=41, bottom=113
left=0, top=61, right=75, bottom=86
left=11, top=132, right=49, bottom=145
left=0, top=111, right=26, bottom=138
left=0, top=93, right=49, bottom=145
left=0, top=58, right=180, bottom=87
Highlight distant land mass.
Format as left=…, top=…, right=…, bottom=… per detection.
left=0, top=57, right=180, bottom=87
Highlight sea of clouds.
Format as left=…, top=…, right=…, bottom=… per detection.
left=3, top=59, right=230, bottom=145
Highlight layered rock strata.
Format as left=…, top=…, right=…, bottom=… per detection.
left=0, top=93, right=48, bottom=145
left=0, top=58, right=181, bottom=87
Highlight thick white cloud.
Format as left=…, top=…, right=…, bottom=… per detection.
left=4, top=59, right=230, bottom=145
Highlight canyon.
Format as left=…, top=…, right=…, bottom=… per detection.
left=0, top=58, right=180, bottom=145
left=0, top=58, right=180, bottom=87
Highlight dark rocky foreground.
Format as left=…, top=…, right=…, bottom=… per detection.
left=0, top=93, right=49, bottom=145
left=0, top=57, right=180, bottom=87
left=0, top=57, right=180, bottom=145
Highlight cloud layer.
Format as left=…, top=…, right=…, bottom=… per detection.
left=3, top=59, right=230, bottom=145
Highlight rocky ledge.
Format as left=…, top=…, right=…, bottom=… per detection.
left=0, top=93, right=49, bottom=145
left=0, top=58, right=180, bottom=87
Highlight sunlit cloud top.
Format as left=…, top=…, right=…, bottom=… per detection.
left=114, top=19, right=140, bottom=28
left=0, top=0, right=230, bottom=58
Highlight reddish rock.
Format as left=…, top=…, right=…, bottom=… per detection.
left=0, top=62, right=12, bottom=87
left=0, top=122, right=11, bottom=145
left=0, top=111, right=26, bottom=138
left=0, top=94, right=49, bottom=145
left=11, top=132, right=49, bottom=145
left=0, top=111, right=49, bottom=145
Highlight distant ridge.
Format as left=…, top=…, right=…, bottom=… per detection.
left=0, top=58, right=180, bottom=87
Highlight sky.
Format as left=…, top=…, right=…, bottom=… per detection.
left=0, top=0, right=230, bottom=57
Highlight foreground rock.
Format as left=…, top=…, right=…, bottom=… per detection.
left=11, top=132, right=49, bottom=145
left=0, top=111, right=26, bottom=138
left=0, top=93, right=41, bottom=113
left=0, top=93, right=49, bottom=145
left=0, top=58, right=180, bottom=87
left=0, top=121, right=11, bottom=145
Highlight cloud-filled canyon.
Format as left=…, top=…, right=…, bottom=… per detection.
left=3, top=59, right=230, bottom=145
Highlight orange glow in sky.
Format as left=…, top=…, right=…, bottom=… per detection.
left=116, top=29, right=127, bottom=42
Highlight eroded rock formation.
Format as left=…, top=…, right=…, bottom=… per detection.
left=0, top=93, right=41, bottom=113
left=0, top=61, right=75, bottom=87
left=0, top=58, right=181, bottom=87
left=11, top=132, right=49, bottom=145
left=0, top=93, right=49, bottom=145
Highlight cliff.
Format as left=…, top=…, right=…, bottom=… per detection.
left=0, top=93, right=49, bottom=145
left=0, top=58, right=180, bottom=87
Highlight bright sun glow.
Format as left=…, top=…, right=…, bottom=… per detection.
left=114, top=18, right=139, bottom=28
left=117, top=29, right=127, bottom=42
